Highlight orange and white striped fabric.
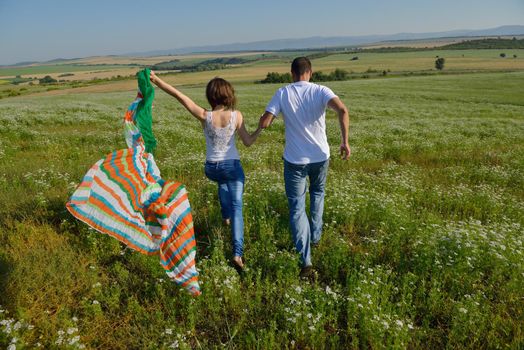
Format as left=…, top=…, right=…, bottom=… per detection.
left=67, top=86, right=201, bottom=296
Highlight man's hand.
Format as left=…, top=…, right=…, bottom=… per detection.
left=259, top=111, right=275, bottom=129
left=340, top=143, right=351, bottom=160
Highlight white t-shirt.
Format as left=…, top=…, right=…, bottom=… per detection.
left=265, top=81, right=337, bottom=164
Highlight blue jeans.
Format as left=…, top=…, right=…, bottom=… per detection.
left=284, top=159, right=329, bottom=267
left=204, top=159, right=245, bottom=257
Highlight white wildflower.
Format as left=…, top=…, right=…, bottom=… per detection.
left=69, top=335, right=80, bottom=345
left=67, top=327, right=78, bottom=334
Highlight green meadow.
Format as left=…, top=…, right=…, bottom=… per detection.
left=0, top=64, right=130, bottom=77
left=0, top=62, right=523, bottom=348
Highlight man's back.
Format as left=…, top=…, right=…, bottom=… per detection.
left=266, top=81, right=337, bottom=164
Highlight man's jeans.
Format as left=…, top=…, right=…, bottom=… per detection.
left=284, top=159, right=329, bottom=267
left=204, top=159, right=245, bottom=257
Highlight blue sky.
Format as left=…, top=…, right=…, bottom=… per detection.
left=0, top=0, right=523, bottom=64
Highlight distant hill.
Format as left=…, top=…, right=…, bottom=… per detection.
left=126, top=25, right=524, bottom=56
left=440, top=38, right=524, bottom=49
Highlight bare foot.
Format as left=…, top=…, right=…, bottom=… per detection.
left=232, top=256, right=245, bottom=273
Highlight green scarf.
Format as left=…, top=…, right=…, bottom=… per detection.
left=136, top=68, right=157, bottom=154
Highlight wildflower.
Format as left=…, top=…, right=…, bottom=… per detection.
left=67, top=327, right=78, bottom=334
left=395, top=320, right=404, bottom=328
left=92, top=300, right=100, bottom=305
left=165, top=328, right=173, bottom=335
left=459, top=307, right=468, bottom=314
left=69, top=335, right=80, bottom=345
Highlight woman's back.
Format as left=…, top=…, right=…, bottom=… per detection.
left=204, top=110, right=240, bottom=162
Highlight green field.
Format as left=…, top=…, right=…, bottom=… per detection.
left=0, top=64, right=132, bottom=77
left=0, top=68, right=523, bottom=348
left=2, top=49, right=523, bottom=81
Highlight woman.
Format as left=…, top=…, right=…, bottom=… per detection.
left=150, top=71, right=261, bottom=271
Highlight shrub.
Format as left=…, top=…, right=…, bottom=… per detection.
left=435, top=57, right=445, bottom=70
left=260, top=72, right=292, bottom=84
left=311, top=71, right=329, bottom=82
left=332, top=68, right=349, bottom=80
left=500, top=53, right=506, bottom=58
left=39, top=75, right=57, bottom=84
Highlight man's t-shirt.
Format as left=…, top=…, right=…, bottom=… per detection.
left=265, top=81, right=337, bottom=164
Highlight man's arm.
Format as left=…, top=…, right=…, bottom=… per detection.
left=259, top=111, right=276, bottom=129
left=327, top=97, right=350, bottom=160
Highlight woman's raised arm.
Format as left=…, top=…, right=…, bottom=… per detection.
left=150, top=70, right=206, bottom=122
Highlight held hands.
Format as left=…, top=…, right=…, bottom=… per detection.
left=340, top=143, right=351, bottom=160
left=258, top=113, right=273, bottom=129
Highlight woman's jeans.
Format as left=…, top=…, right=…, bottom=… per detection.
left=204, top=159, right=245, bottom=257
left=284, top=159, right=329, bottom=267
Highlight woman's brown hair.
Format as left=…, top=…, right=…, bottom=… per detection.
left=206, top=77, right=237, bottom=110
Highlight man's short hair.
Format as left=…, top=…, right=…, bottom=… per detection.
left=291, top=57, right=312, bottom=76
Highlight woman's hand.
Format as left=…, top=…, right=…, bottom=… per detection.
left=150, top=70, right=159, bottom=85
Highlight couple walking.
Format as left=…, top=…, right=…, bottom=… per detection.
left=150, top=57, right=350, bottom=278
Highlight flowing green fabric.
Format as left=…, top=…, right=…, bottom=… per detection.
left=136, top=68, right=157, bottom=154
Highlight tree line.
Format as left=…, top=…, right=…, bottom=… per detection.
left=259, top=68, right=352, bottom=84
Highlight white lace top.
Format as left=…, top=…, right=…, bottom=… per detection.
left=203, top=110, right=240, bottom=162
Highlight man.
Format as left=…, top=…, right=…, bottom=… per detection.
left=259, top=57, right=350, bottom=279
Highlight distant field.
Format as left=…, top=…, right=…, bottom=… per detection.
left=1, top=50, right=523, bottom=94
left=313, top=49, right=524, bottom=72
left=46, top=52, right=277, bottom=66
left=0, top=64, right=136, bottom=77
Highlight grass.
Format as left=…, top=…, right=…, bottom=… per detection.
left=0, top=69, right=523, bottom=349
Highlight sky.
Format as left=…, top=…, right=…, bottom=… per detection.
left=0, top=0, right=523, bottom=65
